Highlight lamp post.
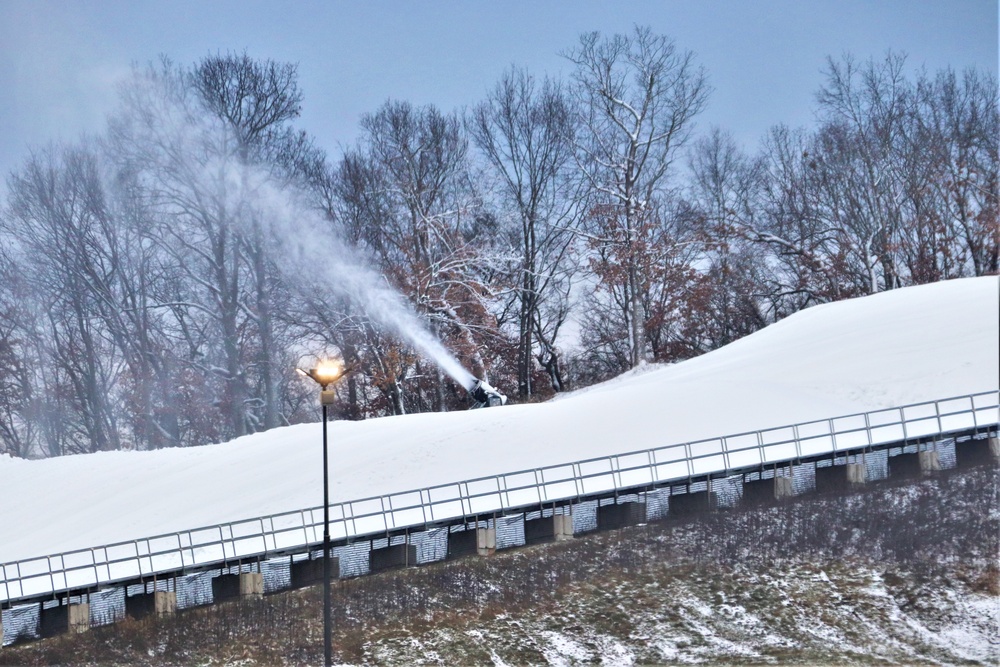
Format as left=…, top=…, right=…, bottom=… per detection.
left=297, top=359, right=345, bottom=667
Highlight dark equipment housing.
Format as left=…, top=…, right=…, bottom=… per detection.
left=469, top=379, right=507, bottom=408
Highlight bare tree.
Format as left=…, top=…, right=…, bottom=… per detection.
left=192, top=53, right=303, bottom=161
left=566, top=26, right=710, bottom=367
left=470, top=67, right=579, bottom=396
left=815, top=52, right=914, bottom=293
left=192, top=53, right=308, bottom=432
left=0, top=242, right=39, bottom=457
left=684, top=128, right=768, bottom=349
left=751, top=125, right=855, bottom=311
left=913, top=67, right=999, bottom=278
left=107, top=55, right=312, bottom=440
left=3, top=146, right=124, bottom=454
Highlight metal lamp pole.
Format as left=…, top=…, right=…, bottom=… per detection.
left=298, top=361, right=344, bottom=667
left=320, top=388, right=333, bottom=667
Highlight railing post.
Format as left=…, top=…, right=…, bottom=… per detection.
left=347, top=502, right=357, bottom=539
left=461, top=482, right=472, bottom=519
left=501, top=475, right=511, bottom=509
left=90, top=549, right=99, bottom=590
left=381, top=496, right=392, bottom=531
left=259, top=518, right=268, bottom=557
left=133, top=541, right=143, bottom=577
left=219, top=526, right=229, bottom=563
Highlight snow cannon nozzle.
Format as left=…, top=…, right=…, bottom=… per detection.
left=469, top=378, right=507, bottom=409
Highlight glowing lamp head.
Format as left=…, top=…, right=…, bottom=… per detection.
left=298, top=359, right=345, bottom=389
left=312, top=360, right=343, bottom=386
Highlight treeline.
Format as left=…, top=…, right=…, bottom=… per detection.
left=0, top=27, right=996, bottom=458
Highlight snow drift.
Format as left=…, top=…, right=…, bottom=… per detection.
left=1, top=277, right=997, bottom=564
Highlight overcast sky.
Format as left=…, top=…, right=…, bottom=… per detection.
left=0, top=0, right=996, bottom=182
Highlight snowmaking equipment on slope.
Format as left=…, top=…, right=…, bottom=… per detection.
left=468, top=378, right=508, bottom=408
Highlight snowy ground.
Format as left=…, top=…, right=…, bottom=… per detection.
left=1, top=277, right=997, bottom=565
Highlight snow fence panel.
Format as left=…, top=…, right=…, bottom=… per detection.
left=832, top=415, right=869, bottom=451
left=464, top=478, right=504, bottom=514
left=426, top=484, right=464, bottom=523
left=502, top=470, right=543, bottom=508
left=534, top=465, right=576, bottom=504
left=798, top=419, right=835, bottom=456
left=578, top=458, right=616, bottom=496
left=689, top=438, right=725, bottom=475
left=616, top=452, right=654, bottom=488
left=652, top=445, right=688, bottom=482
left=727, top=432, right=763, bottom=468
left=387, top=490, right=425, bottom=529
left=346, top=498, right=387, bottom=537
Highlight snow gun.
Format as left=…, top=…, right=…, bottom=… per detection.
left=468, top=378, right=508, bottom=408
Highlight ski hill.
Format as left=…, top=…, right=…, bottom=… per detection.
left=1, top=276, right=997, bottom=567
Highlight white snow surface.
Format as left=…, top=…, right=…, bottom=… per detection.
left=1, top=277, right=997, bottom=564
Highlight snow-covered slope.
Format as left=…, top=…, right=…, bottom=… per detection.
left=1, top=277, right=997, bottom=564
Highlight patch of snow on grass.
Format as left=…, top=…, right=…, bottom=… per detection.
left=539, top=630, right=593, bottom=665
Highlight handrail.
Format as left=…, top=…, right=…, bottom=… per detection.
left=2, top=390, right=997, bottom=606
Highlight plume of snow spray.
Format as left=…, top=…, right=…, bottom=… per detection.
left=116, top=70, right=479, bottom=392
left=247, top=173, right=478, bottom=391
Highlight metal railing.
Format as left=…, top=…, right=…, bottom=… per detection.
left=2, top=390, right=997, bottom=606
